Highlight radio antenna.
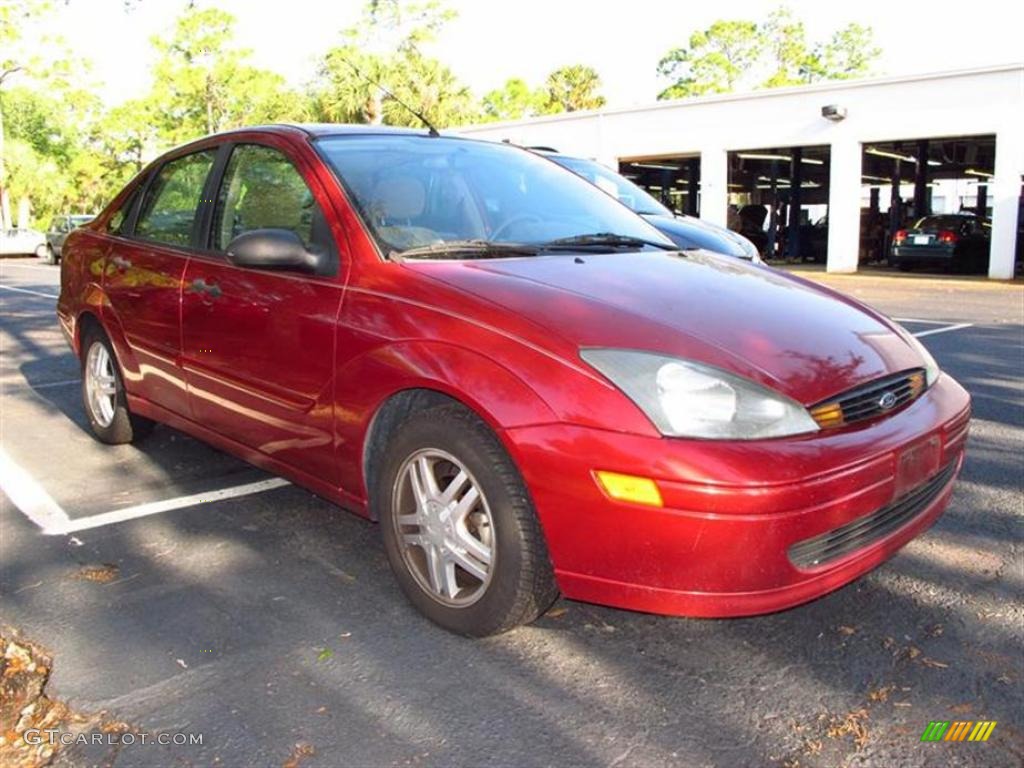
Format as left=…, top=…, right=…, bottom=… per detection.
left=340, top=57, right=440, bottom=137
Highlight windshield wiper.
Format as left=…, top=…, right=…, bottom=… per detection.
left=539, top=233, right=678, bottom=251
left=392, top=240, right=541, bottom=260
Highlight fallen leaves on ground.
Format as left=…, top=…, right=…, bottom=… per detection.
left=72, top=564, right=120, bottom=583
left=0, top=634, right=71, bottom=768
left=282, top=742, right=315, bottom=768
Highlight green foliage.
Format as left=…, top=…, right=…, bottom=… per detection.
left=657, top=6, right=881, bottom=99
left=148, top=7, right=308, bottom=143
left=479, top=66, right=607, bottom=123
left=481, top=78, right=547, bottom=122
left=658, top=21, right=762, bottom=98
left=541, top=65, right=606, bottom=113
left=310, top=0, right=477, bottom=129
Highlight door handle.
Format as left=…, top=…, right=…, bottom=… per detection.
left=188, top=277, right=221, bottom=299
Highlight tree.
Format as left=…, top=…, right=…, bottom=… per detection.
left=148, top=7, right=307, bottom=143
left=657, top=7, right=881, bottom=99
left=310, top=0, right=477, bottom=129
left=481, top=78, right=547, bottom=122
left=657, top=21, right=762, bottom=98
left=807, top=23, right=880, bottom=82
left=541, top=65, right=606, bottom=113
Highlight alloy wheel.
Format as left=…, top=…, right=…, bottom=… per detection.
left=84, top=342, right=117, bottom=428
left=391, top=448, right=495, bottom=606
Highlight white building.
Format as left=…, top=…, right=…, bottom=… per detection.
left=458, top=64, right=1023, bottom=279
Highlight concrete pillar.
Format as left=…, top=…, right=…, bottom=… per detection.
left=914, top=140, right=930, bottom=217
left=826, top=139, right=862, bottom=273
left=989, top=127, right=1023, bottom=279
left=687, top=158, right=700, bottom=216
left=700, top=147, right=728, bottom=226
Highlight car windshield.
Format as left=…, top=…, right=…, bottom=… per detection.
left=316, top=135, right=668, bottom=256
left=547, top=155, right=673, bottom=217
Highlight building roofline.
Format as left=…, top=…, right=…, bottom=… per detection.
left=457, top=62, right=1024, bottom=133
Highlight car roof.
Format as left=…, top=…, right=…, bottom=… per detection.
left=213, top=123, right=439, bottom=139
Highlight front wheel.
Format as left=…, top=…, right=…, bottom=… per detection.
left=43, top=245, right=57, bottom=265
left=375, top=404, right=558, bottom=636
left=81, top=328, right=154, bottom=444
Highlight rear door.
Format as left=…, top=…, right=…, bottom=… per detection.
left=180, top=139, right=344, bottom=485
left=103, top=148, right=217, bottom=416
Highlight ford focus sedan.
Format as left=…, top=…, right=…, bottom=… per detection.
left=58, top=125, right=971, bottom=636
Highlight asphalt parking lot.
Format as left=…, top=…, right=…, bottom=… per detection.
left=1, top=259, right=1022, bottom=768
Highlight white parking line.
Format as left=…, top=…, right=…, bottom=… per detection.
left=0, top=444, right=291, bottom=535
left=893, top=317, right=956, bottom=325
left=0, top=262, right=57, bottom=272
left=911, top=322, right=974, bottom=338
left=51, top=478, right=292, bottom=535
left=0, top=447, right=71, bottom=533
left=0, top=284, right=58, bottom=299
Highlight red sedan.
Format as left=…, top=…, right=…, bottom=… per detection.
left=58, top=125, right=971, bottom=635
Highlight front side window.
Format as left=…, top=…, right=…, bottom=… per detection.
left=135, top=150, right=217, bottom=247
left=211, top=144, right=317, bottom=252
left=316, top=135, right=665, bottom=256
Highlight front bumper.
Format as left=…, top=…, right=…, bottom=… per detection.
left=505, top=373, right=971, bottom=617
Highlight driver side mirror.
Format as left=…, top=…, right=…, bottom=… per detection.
left=225, top=229, right=325, bottom=274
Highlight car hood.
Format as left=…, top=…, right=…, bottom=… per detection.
left=642, top=214, right=757, bottom=260
left=412, top=250, right=923, bottom=405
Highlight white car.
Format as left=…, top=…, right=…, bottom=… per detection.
left=0, top=228, right=47, bottom=257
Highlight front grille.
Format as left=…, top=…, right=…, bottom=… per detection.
left=810, top=369, right=926, bottom=429
left=788, top=461, right=956, bottom=569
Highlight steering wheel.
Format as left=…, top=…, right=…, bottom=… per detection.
left=490, top=213, right=544, bottom=241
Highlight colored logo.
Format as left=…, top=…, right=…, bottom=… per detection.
left=921, top=721, right=997, bottom=742
left=878, top=391, right=898, bottom=410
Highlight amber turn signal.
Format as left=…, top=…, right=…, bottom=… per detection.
left=594, top=471, right=664, bottom=507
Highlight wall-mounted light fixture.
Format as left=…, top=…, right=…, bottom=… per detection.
left=821, top=104, right=847, bottom=121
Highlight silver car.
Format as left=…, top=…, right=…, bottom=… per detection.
left=0, top=228, right=47, bottom=258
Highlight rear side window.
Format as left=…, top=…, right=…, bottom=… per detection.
left=211, top=144, right=319, bottom=252
left=135, top=150, right=217, bottom=247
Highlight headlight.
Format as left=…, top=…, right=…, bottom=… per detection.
left=581, top=349, right=820, bottom=440
left=901, top=331, right=941, bottom=387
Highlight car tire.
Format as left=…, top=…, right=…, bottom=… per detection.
left=375, top=403, right=558, bottom=636
left=44, top=245, right=57, bottom=265
left=81, top=328, right=154, bottom=444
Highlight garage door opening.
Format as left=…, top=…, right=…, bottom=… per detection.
left=726, top=146, right=831, bottom=262
left=617, top=156, right=701, bottom=216
left=859, top=134, right=997, bottom=274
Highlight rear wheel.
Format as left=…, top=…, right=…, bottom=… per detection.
left=81, top=328, right=154, bottom=444
left=375, top=404, right=558, bottom=636
left=43, top=245, right=57, bottom=265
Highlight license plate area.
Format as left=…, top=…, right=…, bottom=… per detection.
left=913, top=235, right=931, bottom=245
left=895, top=436, right=941, bottom=498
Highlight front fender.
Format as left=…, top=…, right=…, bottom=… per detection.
left=333, top=339, right=560, bottom=499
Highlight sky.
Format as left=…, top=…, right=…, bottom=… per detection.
left=33, top=0, right=1024, bottom=110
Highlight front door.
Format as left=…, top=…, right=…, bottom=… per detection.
left=180, top=142, right=344, bottom=486
left=103, top=148, right=217, bottom=416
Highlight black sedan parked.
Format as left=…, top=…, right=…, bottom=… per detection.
left=891, top=214, right=990, bottom=273
left=534, top=149, right=761, bottom=261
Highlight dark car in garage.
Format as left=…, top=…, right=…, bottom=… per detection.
left=535, top=149, right=761, bottom=261
left=891, top=214, right=990, bottom=273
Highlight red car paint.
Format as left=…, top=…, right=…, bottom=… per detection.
left=58, top=125, right=971, bottom=618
